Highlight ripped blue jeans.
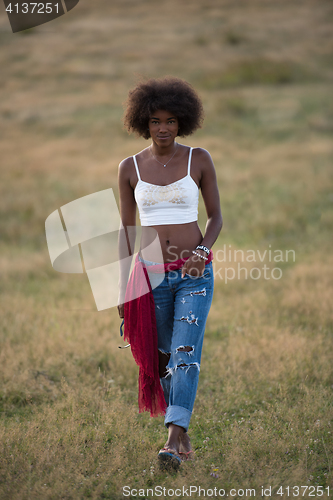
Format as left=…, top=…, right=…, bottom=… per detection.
left=140, top=257, right=214, bottom=432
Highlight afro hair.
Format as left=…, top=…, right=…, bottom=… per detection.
left=123, top=76, right=204, bottom=139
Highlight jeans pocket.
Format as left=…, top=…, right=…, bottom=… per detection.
left=184, top=262, right=212, bottom=279
left=185, top=270, right=210, bottom=280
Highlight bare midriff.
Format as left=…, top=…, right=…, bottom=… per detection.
left=140, top=221, right=203, bottom=263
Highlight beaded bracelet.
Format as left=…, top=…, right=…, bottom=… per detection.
left=192, top=250, right=208, bottom=261
left=196, top=244, right=210, bottom=256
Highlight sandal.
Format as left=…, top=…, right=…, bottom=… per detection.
left=158, top=447, right=181, bottom=470
left=179, top=432, right=195, bottom=461
left=178, top=450, right=195, bottom=461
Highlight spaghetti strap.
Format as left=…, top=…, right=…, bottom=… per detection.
left=187, top=147, right=193, bottom=175
left=133, top=155, right=141, bottom=181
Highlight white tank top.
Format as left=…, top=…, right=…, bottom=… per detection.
left=133, top=147, right=199, bottom=226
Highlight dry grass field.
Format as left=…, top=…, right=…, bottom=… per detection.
left=0, top=0, right=332, bottom=498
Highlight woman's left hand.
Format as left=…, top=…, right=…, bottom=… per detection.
left=181, top=252, right=206, bottom=278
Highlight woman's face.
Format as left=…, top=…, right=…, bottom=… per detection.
left=148, top=109, right=179, bottom=147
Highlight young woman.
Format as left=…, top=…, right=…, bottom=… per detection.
left=117, top=76, right=222, bottom=469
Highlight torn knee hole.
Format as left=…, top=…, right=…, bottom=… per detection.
left=175, top=345, right=195, bottom=357
left=166, top=362, right=201, bottom=375
left=190, top=287, right=207, bottom=297
left=178, top=313, right=199, bottom=326
left=176, top=346, right=193, bottom=353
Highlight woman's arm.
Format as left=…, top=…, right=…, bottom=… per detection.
left=117, top=157, right=137, bottom=317
left=181, top=148, right=223, bottom=277
left=197, top=148, right=223, bottom=249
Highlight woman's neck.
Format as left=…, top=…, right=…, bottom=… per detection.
left=150, top=140, right=178, bottom=157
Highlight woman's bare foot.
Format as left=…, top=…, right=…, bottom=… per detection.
left=163, top=424, right=182, bottom=454
left=179, top=431, right=195, bottom=461
left=159, top=425, right=194, bottom=466
left=159, top=425, right=183, bottom=470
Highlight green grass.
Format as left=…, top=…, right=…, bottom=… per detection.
left=196, top=58, right=318, bottom=90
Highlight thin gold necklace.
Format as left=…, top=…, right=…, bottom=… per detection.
left=150, top=143, right=178, bottom=167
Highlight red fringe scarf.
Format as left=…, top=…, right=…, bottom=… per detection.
left=123, top=252, right=212, bottom=417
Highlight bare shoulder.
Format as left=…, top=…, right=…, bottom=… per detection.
left=192, top=147, right=213, bottom=160
left=118, top=155, right=136, bottom=184
left=119, top=155, right=135, bottom=172
left=191, top=147, right=215, bottom=178
left=192, top=147, right=214, bottom=167
left=119, top=146, right=149, bottom=174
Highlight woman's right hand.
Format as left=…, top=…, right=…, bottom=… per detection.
left=117, top=303, right=124, bottom=318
